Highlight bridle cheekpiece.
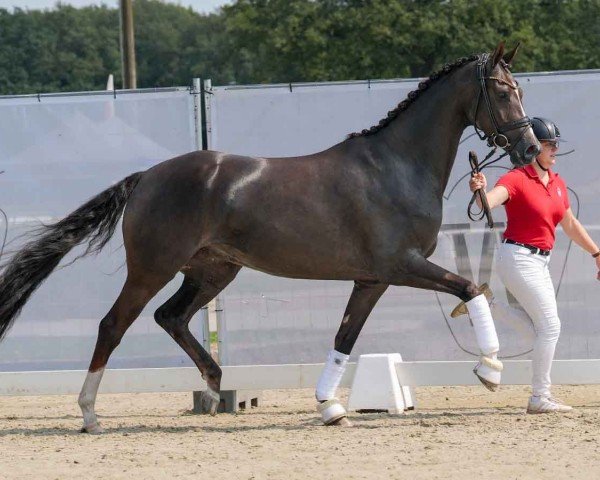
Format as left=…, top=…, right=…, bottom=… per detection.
left=472, top=53, right=532, bottom=152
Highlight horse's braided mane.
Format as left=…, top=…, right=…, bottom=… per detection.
left=348, top=53, right=482, bottom=138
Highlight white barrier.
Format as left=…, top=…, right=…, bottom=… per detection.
left=2, top=360, right=600, bottom=396
left=2, top=72, right=600, bottom=397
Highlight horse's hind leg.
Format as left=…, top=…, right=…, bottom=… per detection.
left=79, top=272, right=171, bottom=434
left=154, top=262, right=241, bottom=415
left=316, top=280, right=388, bottom=426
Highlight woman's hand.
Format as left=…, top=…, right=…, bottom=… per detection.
left=469, top=172, right=487, bottom=193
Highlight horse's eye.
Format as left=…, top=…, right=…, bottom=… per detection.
left=498, top=92, right=509, bottom=100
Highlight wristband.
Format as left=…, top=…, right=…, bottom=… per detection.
left=592, top=251, right=600, bottom=258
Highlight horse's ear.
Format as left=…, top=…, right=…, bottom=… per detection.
left=503, top=42, right=521, bottom=67
left=491, top=41, right=506, bottom=67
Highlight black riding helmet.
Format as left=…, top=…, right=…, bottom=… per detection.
left=531, top=117, right=563, bottom=143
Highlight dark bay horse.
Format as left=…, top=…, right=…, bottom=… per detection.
left=0, top=42, right=540, bottom=432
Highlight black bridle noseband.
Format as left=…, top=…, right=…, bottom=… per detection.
left=472, top=53, right=532, bottom=151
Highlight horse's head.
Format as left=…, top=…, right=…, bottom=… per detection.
left=469, top=42, right=540, bottom=166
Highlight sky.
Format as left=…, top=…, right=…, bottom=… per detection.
left=0, top=0, right=231, bottom=14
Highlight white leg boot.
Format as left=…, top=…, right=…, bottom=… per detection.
left=466, top=294, right=503, bottom=391
left=315, top=350, right=351, bottom=426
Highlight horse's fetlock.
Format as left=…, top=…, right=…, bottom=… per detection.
left=207, top=365, right=222, bottom=381
left=464, top=283, right=480, bottom=301
left=204, top=366, right=222, bottom=390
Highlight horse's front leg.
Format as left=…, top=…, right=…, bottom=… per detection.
left=316, top=281, right=388, bottom=426
left=385, top=252, right=503, bottom=391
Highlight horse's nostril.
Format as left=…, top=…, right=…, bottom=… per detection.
left=525, top=144, right=540, bottom=160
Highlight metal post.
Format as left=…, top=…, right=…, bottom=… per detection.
left=215, top=295, right=226, bottom=365
left=199, top=307, right=211, bottom=353
left=119, top=0, right=137, bottom=89
left=200, top=79, right=209, bottom=150
left=192, top=78, right=203, bottom=150
left=193, top=78, right=211, bottom=151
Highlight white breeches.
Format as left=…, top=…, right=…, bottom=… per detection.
left=496, top=242, right=561, bottom=398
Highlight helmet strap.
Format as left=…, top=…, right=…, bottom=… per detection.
left=535, top=159, right=549, bottom=172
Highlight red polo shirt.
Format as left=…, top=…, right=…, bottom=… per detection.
left=495, top=164, right=569, bottom=250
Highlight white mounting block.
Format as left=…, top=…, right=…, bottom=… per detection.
left=347, top=353, right=415, bottom=414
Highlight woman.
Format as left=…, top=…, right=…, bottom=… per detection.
left=452, top=117, right=600, bottom=413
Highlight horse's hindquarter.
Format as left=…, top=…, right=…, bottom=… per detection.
left=122, top=152, right=222, bottom=274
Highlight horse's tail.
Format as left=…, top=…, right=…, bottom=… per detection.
left=0, top=171, right=144, bottom=342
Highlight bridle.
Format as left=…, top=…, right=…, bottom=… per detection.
left=472, top=53, right=532, bottom=151
left=466, top=53, right=533, bottom=229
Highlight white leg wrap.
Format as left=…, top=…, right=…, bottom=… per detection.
left=315, top=350, right=349, bottom=401
left=466, top=294, right=500, bottom=355
left=317, top=398, right=347, bottom=425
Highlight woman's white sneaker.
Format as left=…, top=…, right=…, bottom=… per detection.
left=526, top=395, right=573, bottom=414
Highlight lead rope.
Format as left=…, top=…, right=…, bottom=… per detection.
left=466, top=148, right=508, bottom=228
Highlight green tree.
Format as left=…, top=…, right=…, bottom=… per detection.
left=0, top=5, right=121, bottom=94
left=0, top=0, right=598, bottom=95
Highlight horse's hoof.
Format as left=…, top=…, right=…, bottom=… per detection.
left=80, top=422, right=104, bottom=434
left=475, top=372, right=499, bottom=392
left=199, top=389, right=221, bottom=415
left=317, top=398, right=349, bottom=425
left=473, top=356, right=502, bottom=392
left=329, top=416, right=353, bottom=427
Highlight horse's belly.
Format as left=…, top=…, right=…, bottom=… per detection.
left=210, top=241, right=375, bottom=281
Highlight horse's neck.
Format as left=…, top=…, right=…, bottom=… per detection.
left=371, top=81, right=469, bottom=192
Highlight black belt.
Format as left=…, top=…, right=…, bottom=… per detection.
left=503, top=238, right=551, bottom=256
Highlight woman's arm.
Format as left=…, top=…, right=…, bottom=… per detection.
left=559, top=208, right=600, bottom=279
left=469, top=173, right=509, bottom=210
